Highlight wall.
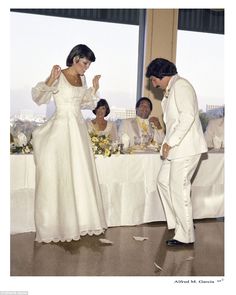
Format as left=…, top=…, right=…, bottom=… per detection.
left=142, top=9, right=178, bottom=126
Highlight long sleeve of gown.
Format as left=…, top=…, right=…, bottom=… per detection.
left=32, top=81, right=58, bottom=105
left=80, top=87, right=99, bottom=110
left=80, top=75, right=99, bottom=110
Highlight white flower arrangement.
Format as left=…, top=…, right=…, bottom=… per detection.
left=10, top=118, right=39, bottom=154
left=10, top=133, right=33, bottom=154
left=13, top=132, right=28, bottom=147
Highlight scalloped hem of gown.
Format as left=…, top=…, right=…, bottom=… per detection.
left=35, top=228, right=106, bottom=243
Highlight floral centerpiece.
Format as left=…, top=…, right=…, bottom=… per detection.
left=10, top=132, right=33, bottom=154
left=89, top=132, right=120, bottom=157
left=10, top=114, right=46, bottom=154
left=10, top=116, right=44, bottom=154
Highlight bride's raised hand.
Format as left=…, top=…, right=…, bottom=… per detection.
left=92, top=75, right=101, bottom=92
left=46, top=65, right=61, bottom=86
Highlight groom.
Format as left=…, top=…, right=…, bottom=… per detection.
left=146, top=58, right=207, bottom=246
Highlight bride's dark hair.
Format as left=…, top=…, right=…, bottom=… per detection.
left=66, top=44, right=96, bottom=66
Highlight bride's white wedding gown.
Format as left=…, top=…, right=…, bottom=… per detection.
left=32, top=73, right=107, bottom=243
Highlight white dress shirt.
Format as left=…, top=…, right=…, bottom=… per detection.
left=118, top=117, right=165, bottom=146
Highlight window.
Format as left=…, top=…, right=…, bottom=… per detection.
left=176, top=30, right=224, bottom=112
left=10, top=12, right=140, bottom=120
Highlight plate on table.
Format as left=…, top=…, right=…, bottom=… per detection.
left=129, top=145, right=160, bottom=154
left=208, top=148, right=224, bottom=153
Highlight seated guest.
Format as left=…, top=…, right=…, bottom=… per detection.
left=86, top=98, right=118, bottom=140
left=118, top=97, right=165, bottom=146
left=204, top=117, right=224, bottom=149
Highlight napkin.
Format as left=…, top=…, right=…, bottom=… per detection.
left=121, top=133, right=130, bottom=150
left=99, top=238, right=113, bottom=245
left=154, top=262, right=164, bottom=271
left=133, top=236, right=149, bottom=241
left=213, top=136, right=222, bottom=149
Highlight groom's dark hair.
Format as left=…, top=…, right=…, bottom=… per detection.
left=146, top=58, right=177, bottom=80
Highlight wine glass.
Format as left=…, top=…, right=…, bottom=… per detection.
left=134, top=136, right=141, bottom=146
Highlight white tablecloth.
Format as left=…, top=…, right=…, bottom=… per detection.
left=10, top=151, right=224, bottom=234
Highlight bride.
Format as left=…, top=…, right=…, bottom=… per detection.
left=31, top=44, right=107, bottom=243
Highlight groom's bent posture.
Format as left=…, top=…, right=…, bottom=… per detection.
left=146, top=58, right=207, bottom=246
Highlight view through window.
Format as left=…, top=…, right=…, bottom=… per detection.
left=10, top=12, right=139, bottom=121
left=176, top=30, right=224, bottom=113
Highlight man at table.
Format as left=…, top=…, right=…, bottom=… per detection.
left=118, top=97, right=165, bottom=147
left=146, top=58, right=207, bottom=246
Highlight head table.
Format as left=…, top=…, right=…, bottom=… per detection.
left=10, top=150, right=224, bottom=234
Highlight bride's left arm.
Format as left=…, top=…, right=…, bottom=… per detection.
left=80, top=75, right=100, bottom=110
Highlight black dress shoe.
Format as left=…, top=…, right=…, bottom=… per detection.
left=166, top=239, right=194, bottom=246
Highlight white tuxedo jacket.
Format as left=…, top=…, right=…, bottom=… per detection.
left=161, top=75, right=207, bottom=159
left=118, top=117, right=164, bottom=146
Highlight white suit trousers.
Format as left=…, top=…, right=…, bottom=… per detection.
left=157, top=154, right=201, bottom=243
